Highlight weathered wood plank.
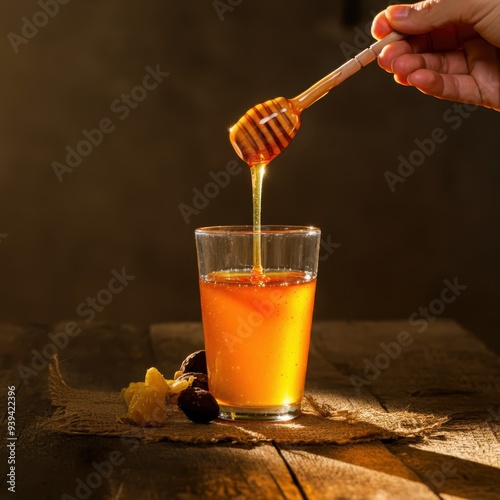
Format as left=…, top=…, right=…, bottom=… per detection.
left=279, top=441, right=439, bottom=500
left=312, top=320, right=500, bottom=416
left=306, top=323, right=390, bottom=413
left=110, top=442, right=304, bottom=500
left=1, top=321, right=156, bottom=499
left=0, top=324, right=57, bottom=496
left=0, top=323, right=51, bottom=388
left=387, top=423, right=500, bottom=500
left=311, top=320, right=500, bottom=499
left=0, top=323, right=54, bottom=434
left=49, top=321, right=153, bottom=390
left=18, top=430, right=303, bottom=500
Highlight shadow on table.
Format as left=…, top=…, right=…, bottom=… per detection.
left=280, top=441, right=500, bottom=499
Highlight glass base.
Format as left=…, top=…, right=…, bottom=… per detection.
left=218, top=403, right=301, bottom=422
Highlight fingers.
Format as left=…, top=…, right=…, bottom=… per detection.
left=381, top=38, right=500, bottom=108
left=377, top=41, right=413, bottom=72
left=370, top=1, right=500, bottom=109
left=380, top=50, right=469, bottom=87
left=376, top=25, right=479, bottom=77
left=388, top=51, right=471, bottom=84
left=410, top=25, right=478, bottom=53
left=380, top=43, right=479, bottom=91
left=405, top=70, right=482, bottom=106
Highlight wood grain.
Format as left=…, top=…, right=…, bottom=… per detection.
left=279, top=442, right=439, bottom=500
left=1, top=320, right=500, bottom=499
left=109, top=442, right=303, bottom=500
left=311, top=320, right=500, bottom=499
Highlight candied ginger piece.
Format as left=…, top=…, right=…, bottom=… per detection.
left=145, top=367, right=171, bottom=394
left=128, top=385, right=168, bottom=426
left=121, top=366, right=195, bottom=426
left=169, top=376, right=194, bottom=394
left=122, top=381, right=146, bottom=406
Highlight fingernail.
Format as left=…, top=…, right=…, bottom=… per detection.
left=387, top=5, right=410, bottom=21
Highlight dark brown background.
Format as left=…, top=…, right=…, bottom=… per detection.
left=1, top=0, right=499, bottom=352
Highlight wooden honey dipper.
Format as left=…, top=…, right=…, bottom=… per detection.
left=229, top=31, right=405, bottom=166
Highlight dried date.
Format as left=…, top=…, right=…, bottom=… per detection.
left=179, top=350, right=207, bottom=375
left=177, top=387, right=219, bottom=424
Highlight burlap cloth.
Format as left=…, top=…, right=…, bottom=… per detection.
left=42, top=359, right=448, bottom=444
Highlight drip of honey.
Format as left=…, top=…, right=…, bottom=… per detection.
left=229, top=31, right=405, bottom=278
left=229, top=97, right=304, bottom=281
left=228, top=74, right=339, bottom=279
left=250, top=162, right=266, bottom=279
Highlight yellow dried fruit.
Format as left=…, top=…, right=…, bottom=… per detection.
left=121, top=367, right=194, bottom=426
left=123, top=381, right=145, bottom=406
left=145, top=367, right=171, bottom=395
left=128, top=385, right=168, bottom=426
left=170, top=376, right=193, bottom=394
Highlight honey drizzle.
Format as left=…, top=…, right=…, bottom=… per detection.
left=250, top=162, right=266, bottom=281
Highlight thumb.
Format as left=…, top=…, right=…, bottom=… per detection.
left=386, top=0, right=489, bottom=34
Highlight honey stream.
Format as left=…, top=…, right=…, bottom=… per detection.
left=250, top=162, right=266, bottom=280
left=234, top=34, right=405, bottom=280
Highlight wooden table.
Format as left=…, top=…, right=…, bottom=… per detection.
left=2, top=320, right=500, bottom=499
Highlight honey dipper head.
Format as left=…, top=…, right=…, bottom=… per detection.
left=229, top=97, right=301, bottom=167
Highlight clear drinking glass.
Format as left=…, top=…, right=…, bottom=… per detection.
left=195, top=225, right=321, bottom=421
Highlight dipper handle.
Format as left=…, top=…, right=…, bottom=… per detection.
left=292, top=31, right=406, bottom=111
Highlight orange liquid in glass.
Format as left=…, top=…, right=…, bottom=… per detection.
left=199, top=270, right=316, bottom=408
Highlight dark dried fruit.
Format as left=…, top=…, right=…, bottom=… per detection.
left=179, top=350, right=207, bottom=375
left=176, top=372, right=209, bottom=391
left=177, top=387, right=219, bottom=424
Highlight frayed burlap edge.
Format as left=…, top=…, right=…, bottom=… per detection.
left=41, top=357, right=449, bottom=444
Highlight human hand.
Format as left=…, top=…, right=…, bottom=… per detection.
left=371, top=0, right=500, bottom=111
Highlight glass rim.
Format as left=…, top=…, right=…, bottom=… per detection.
left=195, top=225, right=321, bottom=236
